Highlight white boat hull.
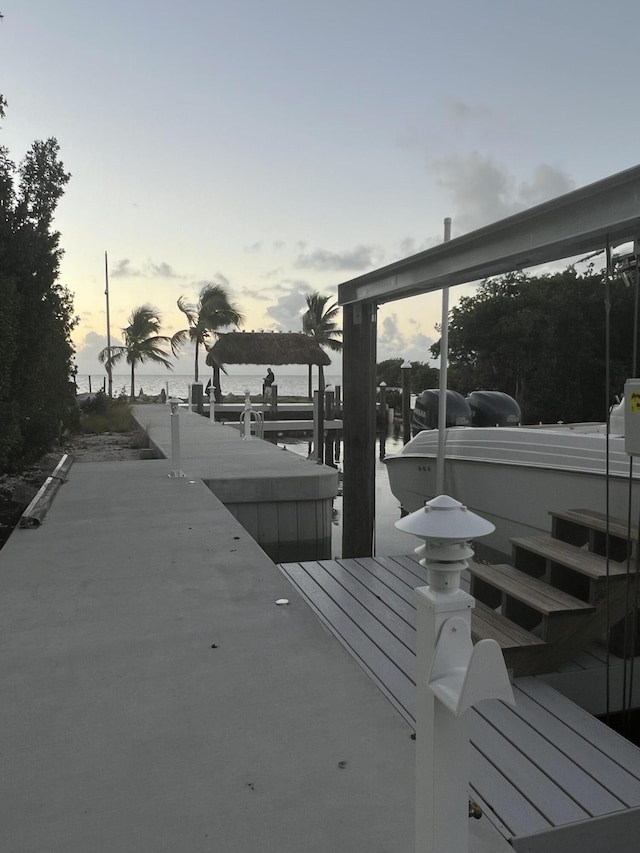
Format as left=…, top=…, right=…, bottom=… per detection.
left=384, top=426, right=640, bottom=560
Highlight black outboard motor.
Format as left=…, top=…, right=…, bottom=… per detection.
left=412, top=389, right=472, bottom=434
left=466, top=390, right=521, bottom=427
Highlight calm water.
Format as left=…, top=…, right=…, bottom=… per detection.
left=76, top=372, right=343, bottom=399
left=280, top=432, right=414, bottom=559
left=77, top=372, right=412, bottom=558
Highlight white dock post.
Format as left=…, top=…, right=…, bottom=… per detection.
left=242, top=389, right=253, bottom=441
left=396, top=496, right=515, bottom=853
left=168, top=398, right=185, bottom=478
left=209, top=386, right=217, bottom=425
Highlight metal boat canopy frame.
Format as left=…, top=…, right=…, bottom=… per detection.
left=337, top=163, right=640, bottom=557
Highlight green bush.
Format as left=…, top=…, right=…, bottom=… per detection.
left=79, top=397, right=133, bottom=434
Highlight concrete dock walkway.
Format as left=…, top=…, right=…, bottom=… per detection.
left=0, top=418, right=510, bottom=851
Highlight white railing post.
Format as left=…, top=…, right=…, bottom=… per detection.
left=242, top=389, right=253, bottom=441
left=396, top=495, right=515, bottom=853
left=209, top=386, right=217, bottom=425
left=168, top=398, right=185, bottom=478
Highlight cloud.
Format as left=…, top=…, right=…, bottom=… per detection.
left=110, top=258, right=186, bottom=279
left=392, top=236, right=442, bottom=263
left=396, top=98, right=492, bottom=149
left=265, top=280, right=315, bottom=330
left=243, top=242, right=262, bottom=253
left=193, top=273, right=231, bottom=291
left=148, top=261, right=184, bottom=279
left=295, top=245, right=382, bottom=272
left=73, top=330, right=120, bottom=374
left=110, top=258, right=140, bottom=278
left=445, top=98, right=492, bottom=123
left=377, top=313, right=436, bottom=364
left=519, top=164, right=575, bottom=207
left=430, top=152, right=575, bottom=233
left=239, top=284, right=271, bottom=301
left=260, top=267, right=284, bottom=280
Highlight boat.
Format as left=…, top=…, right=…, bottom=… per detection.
left=411, top=388, right=521, bottom=435
left=384, top=391, right=639, bottom=561
left=411, top=389, right=472, bottom=435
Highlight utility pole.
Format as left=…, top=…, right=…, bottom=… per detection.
left=104, top=251, right=113, bottom=398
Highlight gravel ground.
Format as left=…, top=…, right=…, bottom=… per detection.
left=64, top=432, right=144, bottom=462
left=0, top=431, right=143, bottom=548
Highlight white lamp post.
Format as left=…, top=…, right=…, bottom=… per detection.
left=396, top=495, right=515, bottom=853
left=168, top=398, right=185, bottom=478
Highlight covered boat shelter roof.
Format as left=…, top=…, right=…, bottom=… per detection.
left=338, top=163, right=640, bottom=557
left=339, top=163, right=640, bottom=307
left=206, top=331, right=331, bottom=367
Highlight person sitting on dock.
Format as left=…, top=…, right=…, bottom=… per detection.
left=263, top=368, right=275, bottom=387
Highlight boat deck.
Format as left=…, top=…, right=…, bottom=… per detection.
left=278, top=552, right=640, bottom=852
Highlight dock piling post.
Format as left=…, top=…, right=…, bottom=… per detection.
left=209, top=386, right=217, bottom=425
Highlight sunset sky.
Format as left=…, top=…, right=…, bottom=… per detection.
left=3, top=1, right=640, bottom=376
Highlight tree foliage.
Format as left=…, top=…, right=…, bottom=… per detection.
left=99, top=305, right=174, bottom=401
left=376, top=358, right=439, bottom=393
left=430, top=268, right=638, bottom=423
left=301, top=291, right=343, bottom=392
left=0, top=121, right=77, bottom=471
left=175, top=283, right=244, bottom=383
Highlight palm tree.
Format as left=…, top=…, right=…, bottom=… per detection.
left=302, top=291, right=343, bottom=394
left=98, top=305, right=175, bottom=401
left=175, top=283, right=244, bottom=383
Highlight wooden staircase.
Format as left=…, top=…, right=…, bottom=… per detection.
left=469, top=508, right=639, bottom=676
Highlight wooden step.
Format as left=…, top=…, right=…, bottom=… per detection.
left=513, top=535, right=627, bottom=578
left=470, top=560, right=594, bottom=643
left=551, top=507, right=638, bottom=562
left=472, top=600, right=545, bottom=648
left=472, top=601, right=548, bottom=677
left=551, top=508, right=639, bottom=544
left=469, top=560, right=593, bottom=615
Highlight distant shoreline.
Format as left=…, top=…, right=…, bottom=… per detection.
left=75, top=372, right=343, bottom=398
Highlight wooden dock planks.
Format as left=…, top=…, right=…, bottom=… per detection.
left=278, top=553, right=640, bottom=848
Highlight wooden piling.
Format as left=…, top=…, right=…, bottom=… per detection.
left=342, top=302, right=377, bottom=557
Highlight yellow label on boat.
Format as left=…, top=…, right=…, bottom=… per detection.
left=631, top=392, right=640, bottom=413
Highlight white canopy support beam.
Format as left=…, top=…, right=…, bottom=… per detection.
left=338, top=163, right=640, bottom=307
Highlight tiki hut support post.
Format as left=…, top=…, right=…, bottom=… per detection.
left=341, top=302, right=377, bottom=557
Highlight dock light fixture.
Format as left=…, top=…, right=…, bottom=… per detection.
left=168, top=398, right=185, bottom=478
left=396, top=494, right=494, bottom=591
left=396, top=495, right=514, bottom=853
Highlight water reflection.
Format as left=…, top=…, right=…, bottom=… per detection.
left=279, top=430, right=412, bottom=558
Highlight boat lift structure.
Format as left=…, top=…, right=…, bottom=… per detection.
left=338, top=162, right=640, bottom=557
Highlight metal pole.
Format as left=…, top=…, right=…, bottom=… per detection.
left=168, top=399, right=185, bottom=478
left=402, top=360, right=412, bottom=443
left=104, top=251, right=113, bottom=399
left=436, top=218, right=452, bottom=495
left=243, top=389, right=253, bottom=441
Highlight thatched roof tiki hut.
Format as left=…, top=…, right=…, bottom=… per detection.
left=206, top=332, right=331, bottom=397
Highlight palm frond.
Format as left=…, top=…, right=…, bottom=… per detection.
left=177, top=296, right=198, bottom=328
